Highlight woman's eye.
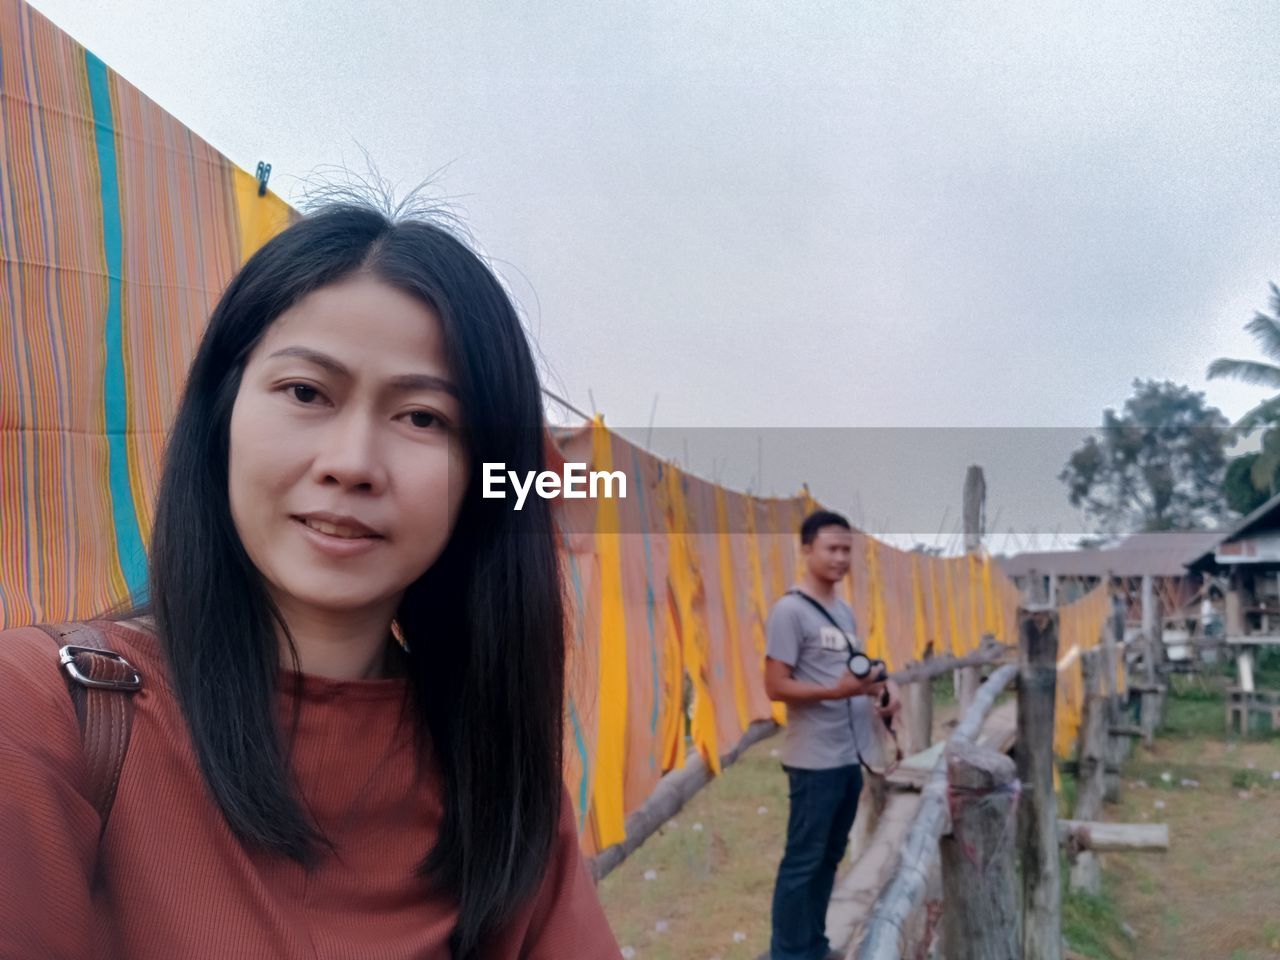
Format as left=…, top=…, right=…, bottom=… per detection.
left=289, top=384, right=321, bottom=404
left=406, top=410, right=440, bottom=430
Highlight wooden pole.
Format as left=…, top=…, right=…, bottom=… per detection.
left=1225, top=587, right=1244, bottom=636
left=854, top=664, right=1019, bottom=960
left=940, top=738, right=1020, bottom=960
left=958, top=666, right=981, bottom=714
left=957, top=466, right=985, bottom=712
left=1151, top=585, right=1166, bottom=675
left=1070, top=650, right=1107, bottom=894
left=1058, top=820, right=1169, bottom=853
left=890, top=643, right=1008, bottom=686
left=1073, top=650, right=1107, bottom=818
left=1141, top=574, right=1156, bottom=666
left=1103, top=589, right=1132, bottom=789
left=1131, top=609, right=1167, bottom=748
left=1101, top=605, right=1119, bottom=704
left=902, top=651, right=935, bottom=756
left=1017, top=608, right=1061, bottom=960
left=1140, top=574, right=1166, bottom=688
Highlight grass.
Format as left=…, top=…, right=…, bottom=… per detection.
left=931, top=672, right=957, bottom=707
left=1068, top=668, right=1280, bottom=958
left=1062, top=875, right=1134, bottom=960
left=1102, top=671, right=1280, bottom=959
left=1158, top=673, right=1233, bottom=739
left=1160, top=670, right=1280, bottom=740
left=598, top=668, right=1280, bottom=960
left=1059, top=768, right=1078, bottom=816
left=597, top=738, right=789, bottom=960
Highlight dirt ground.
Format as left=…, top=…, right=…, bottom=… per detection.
left=595, top=679, right=965, bottom=960
left=1103, top=702, right=1280, bottom=960
left=596, top=679, right=1280, bottom=960
left=597, top=736, right=790, bottom=960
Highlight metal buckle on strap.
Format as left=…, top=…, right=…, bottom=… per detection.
left=59, top=645, right=143, bottom=691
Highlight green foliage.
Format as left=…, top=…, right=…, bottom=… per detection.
left=1059, top=768, right=1078, bottom=814
left=931, top=672, right=956, bottom=706
left=1160, top=676, right=1228, bottom=738
left=1256, top=647, right=1280, bottom=687
left=1060, top=379, right=1231, bottom=534
left=1063, top=874, right=1133, bottom=959
left=1207, top=282, right=1280, bottom=437
left=1230, top=768, right=1271, bottom=790
left=1225, top=453, right=1274, bottom=515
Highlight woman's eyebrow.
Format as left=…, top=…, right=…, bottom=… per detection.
left=267, top=346, right=457, bottom=397
left=267, top=346, right=351, bottom=377
left=386, top=373, right=458, bottom=397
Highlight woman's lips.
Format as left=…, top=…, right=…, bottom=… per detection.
left=297, top=515, right=377, bottom=539
left=292, top=516, right=385, bottom=558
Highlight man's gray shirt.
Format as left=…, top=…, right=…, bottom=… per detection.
left=765, top=591, right=882, bottom=771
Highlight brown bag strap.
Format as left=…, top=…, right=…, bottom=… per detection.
left=35, top=622, right=142, bottom=834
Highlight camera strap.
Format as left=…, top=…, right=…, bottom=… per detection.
left=786, top=589, right=860, bottom=659
left=786, top=589, right=902, bottom=775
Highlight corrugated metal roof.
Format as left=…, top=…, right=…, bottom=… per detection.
left=997, top=531, right=1221, bottom=579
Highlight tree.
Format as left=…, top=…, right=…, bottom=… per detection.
left=1075, top=536, right=1112, bottom=550
left=1207, top=283, right=1280, bottom=494
left=1060, top=380, right=1230, bottom=534
left=1224, top=454, right=1273, bottom=516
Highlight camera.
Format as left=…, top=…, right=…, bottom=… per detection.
left=846, top=652, right=888, bottom=683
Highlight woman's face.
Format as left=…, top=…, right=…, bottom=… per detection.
left=228, top=273, right=468, bottom=621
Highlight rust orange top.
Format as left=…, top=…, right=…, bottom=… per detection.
left=0, top=622, right=619, bottom=959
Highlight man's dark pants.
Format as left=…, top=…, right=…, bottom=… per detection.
left=770, top=763, right=863, bottom=960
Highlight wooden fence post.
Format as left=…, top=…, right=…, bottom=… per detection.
left=902, top=654, right=934, bottom=757
left=940, top=737, right=1020, bottom=959
left=1017, top=607, right=1061, bottom=960
left=1104, top=603, right=1132, bottom=799
left=1070, top=649, right=1107, bottom=894
left=958, top=666, right=981, bottom=715
left=853, top=664, right=1019, bottom=960
left=1140, top=574, right=1156, bottom=673
left=957, top=465, right=985, bottom=714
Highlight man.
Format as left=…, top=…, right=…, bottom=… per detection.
left=763, top=510, right=900, bottom=960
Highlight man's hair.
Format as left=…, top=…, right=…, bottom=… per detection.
left=800, top=509, right=852, bottom=545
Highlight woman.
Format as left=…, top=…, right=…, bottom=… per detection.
left=0, top=204, right=620, bottom=959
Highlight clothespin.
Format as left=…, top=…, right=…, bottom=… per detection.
left=255, top=161, right=272, bottom=197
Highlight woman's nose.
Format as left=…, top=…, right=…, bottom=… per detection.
left=311, top=413, right=387, bottom=492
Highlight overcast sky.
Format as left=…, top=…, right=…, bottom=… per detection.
left=28, top=0, right=1280, bottom=548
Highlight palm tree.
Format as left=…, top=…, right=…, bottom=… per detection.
left=1207, top=282, right=1280, bottom=494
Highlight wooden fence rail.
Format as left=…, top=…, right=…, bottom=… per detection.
left=853, top=663, right=1019, bottom=959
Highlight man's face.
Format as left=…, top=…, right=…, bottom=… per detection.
left=802, top=526, right=854, bottom=584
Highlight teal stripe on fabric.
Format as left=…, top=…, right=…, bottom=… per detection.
left=568, top=700, right=589, bottom=829
left=631, top=450, right=661, bottom=764
left=86, top=51, right=146, bottom=601
left=565, top=542, right=592, bottom=822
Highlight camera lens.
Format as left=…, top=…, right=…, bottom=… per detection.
left=848, top=653, right=873, bottom=677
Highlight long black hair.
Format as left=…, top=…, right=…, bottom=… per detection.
left=146, top=203, right=565, bottom=957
